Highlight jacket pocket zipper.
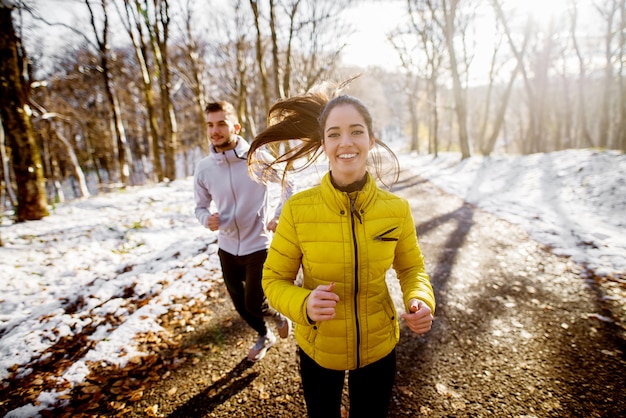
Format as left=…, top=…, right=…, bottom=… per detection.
left=374, top=227, right=399, bottom=241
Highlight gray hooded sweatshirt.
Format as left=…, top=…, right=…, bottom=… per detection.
left=194, top=136, right=292, bottom=256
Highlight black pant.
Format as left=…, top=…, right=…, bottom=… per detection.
left=218, top=248, right=272, bottom=336
left=299, top=348, right=396, bottom=418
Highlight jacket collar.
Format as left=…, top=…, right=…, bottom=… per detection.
left=320, top=171, right=377, bottom=215
left=210, top=135, right=250, bottom=164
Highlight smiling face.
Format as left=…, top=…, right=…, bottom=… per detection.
left=322, top=103, right=375, bottom=187
left=206, top=110, right=240, bottom=152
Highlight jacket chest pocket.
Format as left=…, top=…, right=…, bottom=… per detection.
left=372, top=226, right=399, bottom=262
left=373, top=226, right=399, bottom=242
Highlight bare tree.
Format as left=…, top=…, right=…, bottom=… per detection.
left=492, top=1, right=547, bottom=154
left=85, top=0, right=133, bottom=185
left=0, top=3, right=48, bottom=221
left=438, top=0, right=471, bottom=159
left=391, top=0, right=447, bottom=155
left=269, top=0, right=283, bottom=99
left=388, top=33, right=423, bottom=153
left=250, top=0, right=354, bottom=108
left=0, top=115, right=17, bottom=218
left=0, top=118, right=17, bottom=209
left=249, top=0, right=271, bottom=114
left=474, top=9, right=514, bottom=156
left=118, top=0, right=164, bottom=182
left=28, top=92, right=90, bottom=199
left=480, top=35, right=528, bottom=156
left=146, top=0, right=177, bottom=180
left=595, top=0, right=620, bottom=149
left=619, top=0, right=626, bottom=151
left=568, top=0, right=594, bottom=149
left=289, top=0, right=353, bottom=93
left=406, top=0, right=472, bottom=158
left=179, top=0, right=208, bottom=154
left=195, top=0, right=256, bottom=137
left=41, top=45, right=119, bottom=189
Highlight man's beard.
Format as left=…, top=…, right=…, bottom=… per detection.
left=213, top=136, right=234, bottom=151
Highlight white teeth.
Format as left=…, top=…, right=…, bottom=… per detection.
left=338, top=153, right=357, bottom=159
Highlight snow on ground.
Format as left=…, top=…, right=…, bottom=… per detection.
left=0, top=148, right=624, bottom=417
left=401, top=149, right=626, bottom=277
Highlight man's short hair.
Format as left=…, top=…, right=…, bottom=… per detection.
left=206, top=101, right=238, bottom=124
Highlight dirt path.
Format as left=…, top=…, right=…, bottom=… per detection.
left=388, top=174, right=626, bottom=417
left=18, top=170, right=624, bottom=417
left=123, top=170, right=626, bottom=418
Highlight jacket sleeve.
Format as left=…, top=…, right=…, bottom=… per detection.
left=262, top=199, right=312, bottom=325
left=393, top=200, right=436, bottom=315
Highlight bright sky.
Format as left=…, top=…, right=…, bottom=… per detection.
left=340, top=0, right=406, bottom=69
left=1, top=146, right=625, bottom=416
left=342, top=0, right=590, bottom=76
left=510, top=0, right=572, bottom=24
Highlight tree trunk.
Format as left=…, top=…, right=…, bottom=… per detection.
left=531, top=23, right=555, bottom=153
left=482, top=22, right=530, bottom=156
left=477, top=35, right=503, bottom=154
left=442, top=0, right=470, bottom=159
left=282, top=1, right=300, bottom=98
left=598, top=2, right=617, bottom=149
left=85, top=0, right=133, bottom=185
left=182, top=1, right=208, bottom=154
left=107, top=87, right=132, bottom=183
left=235, top=30, right=249, bottom=136
left=152, top=0, right=177, bottom=181
left=493, top=2, right=538, bottom=154
left=0, top=6, right=48, bottom=221
left=569, top=4, right=594, bottom=148
left=40, top=117, right=90, bottom=198
left=429, top=77, right=440, bottom=157
left=482, top=63, right=520, bottom=156
left=249, top=0, right=270, bottom=115
left=122, top=0, right=163, bottom=182
left=269, top=0, right=283, bottom=99
left=0, top=115, right=17, bottom=207
left=409, top=99, right=419, bottom=152
left=619, top=0, right=626, bottom=151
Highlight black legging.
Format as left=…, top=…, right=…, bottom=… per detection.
left=218, top=248, right=272, bottom=336
left=299, top=348, right=396, bottom=418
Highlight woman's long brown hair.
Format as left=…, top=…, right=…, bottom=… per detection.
left=247, top=80, right=400, bottom=188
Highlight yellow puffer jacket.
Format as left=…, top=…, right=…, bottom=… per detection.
left=263, top=172, right=435, bottom=371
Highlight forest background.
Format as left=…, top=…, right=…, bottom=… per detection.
left=1, top=0, right=625, bottom=227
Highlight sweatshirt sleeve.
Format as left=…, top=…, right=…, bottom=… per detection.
left=393, top=200, right=436, bottom=315
left=194, top=166, right=213, bottom=228
left=248, top=149, right=294, bottom=219
left=274, top=172, right=294, bottom=219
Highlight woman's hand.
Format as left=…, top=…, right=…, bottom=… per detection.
left=306, top=282, right=340, bottom=322
left=400, top=299, right=433, bottom=335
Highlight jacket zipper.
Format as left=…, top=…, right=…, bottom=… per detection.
left=225, top=152, right=241, bottom=254
left=349, top=193, right=361, bottom=368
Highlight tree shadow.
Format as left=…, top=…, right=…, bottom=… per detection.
left=167, top=357, right=258, bottom=417
left=392, top=192, right=626, bottom=416
left=390, top=174, right=429, bottom=193
left=415, top=202, right=476, bottom=307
